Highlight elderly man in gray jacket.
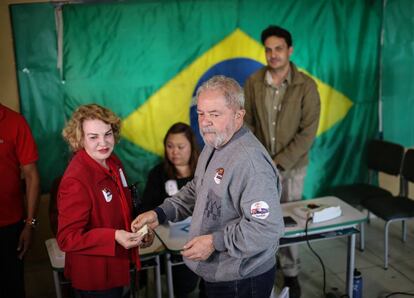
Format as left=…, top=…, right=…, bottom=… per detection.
left=132, top=75, right=284, bottom=298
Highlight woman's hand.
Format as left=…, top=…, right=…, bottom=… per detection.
left=115, top=230, right=143, bottom=249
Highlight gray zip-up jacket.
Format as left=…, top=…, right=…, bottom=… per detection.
left=159, top=126, right=284, bottom=282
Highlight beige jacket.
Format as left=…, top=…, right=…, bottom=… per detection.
left=244, top=63, right=320, bottom=170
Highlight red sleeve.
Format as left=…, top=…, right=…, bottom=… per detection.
left=16, top=115, right=38, bottom=166
left=57, top=176, right=116, bottom=256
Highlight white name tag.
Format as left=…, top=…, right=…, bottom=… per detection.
left=165, top=180, right=179, bottom=196
left=119, top=168, right=128, bottom=187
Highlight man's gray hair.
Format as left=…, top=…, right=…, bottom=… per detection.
left=195, top=75, right=244, bottom=110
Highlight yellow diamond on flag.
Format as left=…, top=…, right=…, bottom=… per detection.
left=121, top=29, right=353, bottom=156
left=301, top=70, right=354, bottom=136
left=121, top=29, right=265, bottom=156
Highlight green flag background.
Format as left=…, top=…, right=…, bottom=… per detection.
left=11, top=0, right=384, bottom=197
left=382, top=0, right=414, bottom=147
left=11, top=3, right=68, bottom=192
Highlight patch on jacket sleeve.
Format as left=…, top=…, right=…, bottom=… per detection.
left=250, top=201, right=270, bottom=219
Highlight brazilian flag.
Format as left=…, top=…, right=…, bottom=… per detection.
left=11, top=0, right=381, bottom=197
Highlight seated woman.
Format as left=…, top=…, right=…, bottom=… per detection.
left=142, top=122, right=201, bottom=298
left=57, top=104, right=150, bottom=298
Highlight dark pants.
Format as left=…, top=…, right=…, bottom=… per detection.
left=204, top=266, right=276, bottom=298
left=74, top=287, right=124, bottom=298
left=0, top=221, right=25, bottom=298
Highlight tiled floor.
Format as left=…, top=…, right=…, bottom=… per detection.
left=25, top=217, right=414, bottom=298
left=274, top=218, right=414, bottom=298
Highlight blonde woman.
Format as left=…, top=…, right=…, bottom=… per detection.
left=57, top=104, right=147, bottom=298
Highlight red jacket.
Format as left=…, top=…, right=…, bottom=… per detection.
left=57, top=149, right=134, bottom=290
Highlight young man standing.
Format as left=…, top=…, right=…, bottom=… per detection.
left=244, top=25, right=321, bottom=297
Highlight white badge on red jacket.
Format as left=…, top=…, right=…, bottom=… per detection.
left=119, top=168, right=128, bottom=187
left=102, top=188, right=113, bottom=202
left=250, top=201, right=270, bottom=219
left=214, top=168, right=224, bottom=184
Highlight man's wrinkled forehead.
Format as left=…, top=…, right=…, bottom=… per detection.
left=197, top=89, right=239, bottom=111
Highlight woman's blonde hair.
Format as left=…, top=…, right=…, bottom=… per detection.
left=62, top=104, right=121, bottom=152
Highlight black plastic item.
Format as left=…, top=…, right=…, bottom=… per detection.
left=129, top=182, right=142, bottom=217
left=283, top=216, right=298, bottom=227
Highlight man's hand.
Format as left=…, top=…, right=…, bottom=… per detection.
left=131, top=211, right=159, bottom=232
left=17, top=225, right=34, bottom=259
left=181, top=234, right=215, bottom=261
left=115, top=230, right=143, bottom=249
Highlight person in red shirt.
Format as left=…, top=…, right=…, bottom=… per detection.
left=0, top=103, right=40, bottom=298
left=57, top=104, right=149, bottom=298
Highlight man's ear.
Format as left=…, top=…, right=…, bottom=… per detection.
left=236, top=109, right=246, bottom=119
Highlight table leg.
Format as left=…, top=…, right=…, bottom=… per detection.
left=166, top=253, right=174, bottom=298
left=52, top=270, right=63, bottom=298
left=346, top=233, right=356, bottom=298
left=155, top=255, right=162, bottom=298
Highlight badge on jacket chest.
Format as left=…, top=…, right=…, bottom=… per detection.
left=214, top=168, right=224, bottom=184
left=102, top=188, right=113, bottom=202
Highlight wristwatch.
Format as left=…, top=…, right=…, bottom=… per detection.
left=25, top=217, right=38, bottom=229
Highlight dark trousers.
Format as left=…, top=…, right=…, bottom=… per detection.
left=204, top=266, right=276, bottom=298
left=0, top=221, right=25, bottom=298
left=74, top=287, right=124, bottom=298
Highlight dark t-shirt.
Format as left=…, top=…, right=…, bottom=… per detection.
left=142, top=163, right=192, bottom=212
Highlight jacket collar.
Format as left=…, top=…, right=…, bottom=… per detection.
left=76, top=149, right=117, bottom=179
left=214, top=126, right=247, bottom=152
left=263, top=62, right=305, bottom=86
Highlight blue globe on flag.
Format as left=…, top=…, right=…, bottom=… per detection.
left=190, top=58, right=264, bottom=147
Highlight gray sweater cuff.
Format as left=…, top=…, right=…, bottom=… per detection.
left=212, top=231, right=225, bottom=252
left=158, top=200, right=176, bottom=222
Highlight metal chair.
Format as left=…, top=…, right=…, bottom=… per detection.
left=326, top=139, right=405, bottom=250
left=362, top=149, right=414, bottom=269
